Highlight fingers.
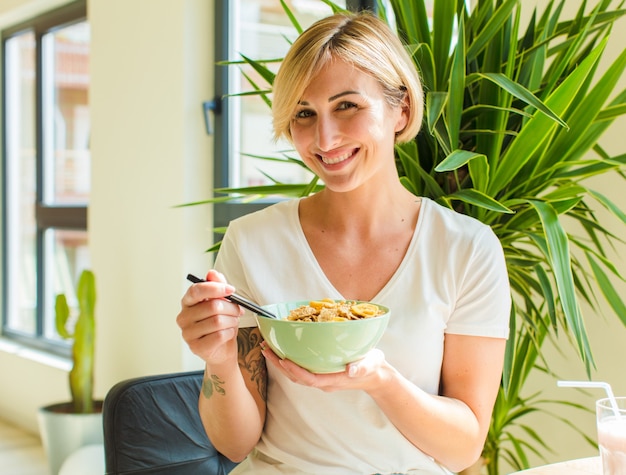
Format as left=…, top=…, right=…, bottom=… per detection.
left=181, top=270, right=236, bottom=308
left=261, top=344, right=387, bottom=391
left=179, top=316, right=238, bottom=359
left=346, top=348, right=385, bottom=378
left=177, top=297, right=242, bottom=363
left=177, top=269, right=242, bottom=330
left=176, top=270, right=246, bottom=364
left=181, top=302, right=240, bottom=338
left=205, top=269, right=227, bottom=284
left=177, top=295, right=243, bottom=345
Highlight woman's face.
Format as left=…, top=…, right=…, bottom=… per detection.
left=289, top=59, right=408, bottom=193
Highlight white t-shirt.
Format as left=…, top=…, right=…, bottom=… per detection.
left=215, top=197, right=510, bottom=475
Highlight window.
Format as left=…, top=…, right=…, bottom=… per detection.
left=1, top=1, right=89, bottom=352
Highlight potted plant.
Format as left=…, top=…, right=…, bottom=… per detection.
left=37, top=269, right=103, bottom=475
left=188, top=0, right=626, bottom=473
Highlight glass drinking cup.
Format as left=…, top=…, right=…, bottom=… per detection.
left=597, top=397, right=626, bottom=475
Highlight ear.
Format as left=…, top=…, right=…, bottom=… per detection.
left=394, top=94, right=410, bottom=135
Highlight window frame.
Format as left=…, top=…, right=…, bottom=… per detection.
left=212, top=1, right=266, bottom=235
left=1, top=0, right=88, bottom=354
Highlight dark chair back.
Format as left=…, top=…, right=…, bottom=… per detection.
left=103, top=370, right=239, bottom=474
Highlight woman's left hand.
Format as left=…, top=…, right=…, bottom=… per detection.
left=260, top=341, right=390, bottom=392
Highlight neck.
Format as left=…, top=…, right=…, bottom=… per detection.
left=302, top=181, right=419, bottom=235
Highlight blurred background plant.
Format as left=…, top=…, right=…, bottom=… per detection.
left=183, top=0, right=626, bottom=472
left=55, top=269, right=97, bottom=414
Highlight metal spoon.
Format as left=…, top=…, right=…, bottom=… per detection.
left=186, top=274, right=277, bottom=319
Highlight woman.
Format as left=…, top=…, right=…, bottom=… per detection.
left=177, top=12, right=510, bottom=475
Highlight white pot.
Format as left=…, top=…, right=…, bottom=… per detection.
left=37, top=402, right=103, bottom=475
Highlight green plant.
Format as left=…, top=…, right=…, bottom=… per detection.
left=385, top=0, right=626, bottom=472
left=188, top=0, right=626, bottom=472
left=55, top=269, right=97, bottom=414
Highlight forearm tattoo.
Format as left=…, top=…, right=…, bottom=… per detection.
left=200, top=328, right=267, bottom=400
left=238, top=327, right=267, bottom=401
left=202, top=374, right=226, bottom=399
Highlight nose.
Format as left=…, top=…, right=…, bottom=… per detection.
left=316, top=114, right=340, bottom=152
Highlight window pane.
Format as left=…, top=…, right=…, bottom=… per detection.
left=42, top=21, right=90, bottom=205
left=232, top=0, right=346, bottom=188
left=43, top=229, right=90, bottom=340
left=5, top=31, right=37, bottom=335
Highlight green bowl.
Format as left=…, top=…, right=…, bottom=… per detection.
left=256, top=300, right=390, bottom=374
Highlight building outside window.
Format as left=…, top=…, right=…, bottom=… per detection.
left=1, top=1, right=89, bottom=352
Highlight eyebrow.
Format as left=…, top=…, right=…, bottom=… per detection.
left=298, top=90, right=361, bottom=106
left=329, top=90, right=359, bottom=102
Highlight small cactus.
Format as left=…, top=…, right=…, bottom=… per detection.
left=55, top=270, right=96, bottom=414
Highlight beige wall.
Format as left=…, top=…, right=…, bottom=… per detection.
left=0, top=0, right=624, bottom=470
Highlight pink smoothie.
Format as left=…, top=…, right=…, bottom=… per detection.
left=598, top=416, right=626, bottom=475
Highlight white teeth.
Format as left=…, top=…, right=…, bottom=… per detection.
left=320, top=150, right=354, bottom=164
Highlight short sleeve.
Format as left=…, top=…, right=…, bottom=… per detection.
left=445, top=225, right=511, bottom=338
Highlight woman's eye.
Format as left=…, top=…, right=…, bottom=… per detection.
left=337, top=101, right=358, bottom=111
left=294, top=109, right=314, bottom=120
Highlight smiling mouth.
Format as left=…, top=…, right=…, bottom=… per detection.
left=318, top=149, right=358, bottom=165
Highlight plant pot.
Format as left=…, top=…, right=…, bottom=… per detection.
left=37, top=401, right=104, bottom=475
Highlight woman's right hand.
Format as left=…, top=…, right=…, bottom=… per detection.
left=176, top=269, right=244, bottom=365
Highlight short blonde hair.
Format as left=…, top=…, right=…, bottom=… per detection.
left=272, top=12, right=423, bottom=144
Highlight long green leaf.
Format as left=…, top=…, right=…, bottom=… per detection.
left=435, top=149, right=485, bottom=172
left=447, top=16, right=465, bottom=148
left=240, top=71, right=272, bottom=108
left=596, top=101, right=626, bottom=121
left=214, top=183, right=322, bottom=198
left=588, top=255, right=626, bottom=326
left=467, top=72, right=567, bottom=127
left=589, top=189, right=626, bottom=225
left=240, top=54, right=276, bottom=86
left=433, top=0, right=455, bottom=89
left=409, top=42, right=436, bottom=93
left=426, top=92, right=447, bottom=134
left=528, top=200, right=593, bottom=369
left=446, top=189, right=513, bottom=214
left=280, top=0, right=303, bottom=34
